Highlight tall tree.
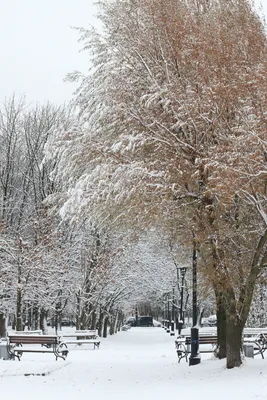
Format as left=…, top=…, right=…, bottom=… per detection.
left=46, top=0, right=267, bottom=367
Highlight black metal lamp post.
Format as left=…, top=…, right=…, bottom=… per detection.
left=170, top=286, right=175, bottom=336
left=166, top=294, right=170, bottom=333
left=178, top=267, right=187, bottom=335
left=189, top=237, right=201, bottom=366
left=163, top=294, right=168, bottom=330
left=162, top=307, right=165, bottom=329
left=162, top=295, right=166, bottom=329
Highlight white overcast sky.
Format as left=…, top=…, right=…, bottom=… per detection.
left=0, top=0, right=99, bottom=105
left=0, top=0, right=266, bottom=106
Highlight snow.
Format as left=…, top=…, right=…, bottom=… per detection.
left=1, top=327, right=267, bottom=400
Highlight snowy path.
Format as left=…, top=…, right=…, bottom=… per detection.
left=1, top=327, right=267, bottom=399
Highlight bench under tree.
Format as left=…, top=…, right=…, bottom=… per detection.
left=61, top=330, right=100, bottom=349
left=175, top=333, right=267, bottom=363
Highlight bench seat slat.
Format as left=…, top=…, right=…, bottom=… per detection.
left=64, top=339, right=100, bottom=349
left=12, top=349, right=56, bottom=353
left=65, top=339, right=100, bottom=344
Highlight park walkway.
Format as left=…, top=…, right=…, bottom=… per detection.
left=52, top=326, right=178, bottom=389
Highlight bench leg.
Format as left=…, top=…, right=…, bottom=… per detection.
left=56, top=342, right=69, bottom=360
left=12, top=350, right=22, bottom=361
left=6, top=344, right=21, bottom=361
left=259, top=347, right=265, bottom=359
left=176, top=343, right=188, bottom=363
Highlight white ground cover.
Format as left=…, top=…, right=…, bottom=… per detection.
left=0, top=326, right=267, bottom=400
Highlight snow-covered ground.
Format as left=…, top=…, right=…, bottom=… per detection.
left=0, top=326, right=267, bottom=399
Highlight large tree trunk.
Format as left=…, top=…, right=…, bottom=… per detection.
left=109, top=315, right=115, bottom=335
left=226, top=314, right=243, bottom=368
left=0, top=313, right=6, bottom=338
left=76, top=291, right=81, bottom=329
left=33, top=305, right=39, bottom=330
left=215, top=291, right=227, bottom=359
left=91, top=310, right=97, bottom=330
left=16, top=286, right=23, bottom=331
left=40, top=308, right=48, bottom=334
left=97, top=310, right=104, bottom=337
left=114, top=311, right=121, bottom=333
left=103, top=317, right=108, bottom=338
left=225, top=287, right=243, bottom=368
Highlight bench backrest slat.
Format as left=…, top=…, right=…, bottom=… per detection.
left=61, top=330, right=98, bottom=339
left=74, top=330, right=98, bottom=336
left=183, top=335, right=217, bottom=345
left=8, top=335, right=59, bottom=345
left=181, top=328, right=267, bottom=337
left=14, top=330, right=42, bottom=335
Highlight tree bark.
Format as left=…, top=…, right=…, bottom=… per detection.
left=97, top=310, right=104, bottom=337
left=215, top=291, right=227, bottom=359
left=225, top=287, right=243, bottom=368
left=103, top=317, right=108, bottom=338
left=226, top=314, right=242, bottom=368
left=16, top=286, right=22, bottom=331
left=40, top=308, right=48, bottom=334
left=76, top=291, right=81, bottom=329
left=91, top=311, right=97, bottom=330
left=0, top=313, right=6, bottom=338
left=33, top=305, right=39, bottom=330
left=109, top=315, right=115, bottom=335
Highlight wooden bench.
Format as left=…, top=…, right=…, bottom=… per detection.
left=180, top=327, right=267, bottom=337
left=61, top=330, right=100, bottom=349
left=6, top=334, right=68, bottom=361
left=180, top=328, right=216, bottom=336
left=175, top=332, right=267, bottom=363
left=243, top=333, right=267, bottom=359
left=243, top=328, right=267, bottom=337
left=175, top=335, right=217, bottom=363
